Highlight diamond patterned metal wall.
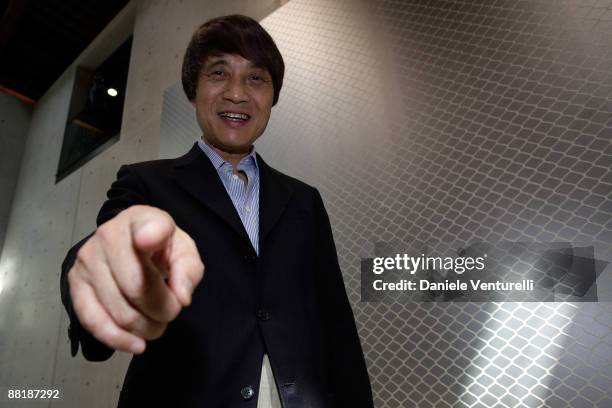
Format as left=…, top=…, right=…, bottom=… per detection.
left=161, top=0, right=612, bottom=406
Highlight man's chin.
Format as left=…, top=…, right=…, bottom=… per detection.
left=208, top=140, right=255, bottom=155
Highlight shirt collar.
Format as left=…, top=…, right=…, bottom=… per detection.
left=198, top=139, right=258, bottom=171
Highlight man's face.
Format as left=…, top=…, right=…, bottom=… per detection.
left=192, top=53, right=274, bottom=155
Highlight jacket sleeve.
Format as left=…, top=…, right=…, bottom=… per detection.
left=313, top=189, right=374, bottom=407
left=60, top=164, right=150, bottom=361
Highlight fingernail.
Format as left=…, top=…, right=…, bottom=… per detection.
left=131, top=340, right=145, bottom=354
left=133, top=221, right=153, bottom=239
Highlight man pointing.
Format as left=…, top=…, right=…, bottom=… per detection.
left=61, top=14, right=373, bottom=407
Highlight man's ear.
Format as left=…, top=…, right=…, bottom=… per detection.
left=190, top=99, right=196, bottom=108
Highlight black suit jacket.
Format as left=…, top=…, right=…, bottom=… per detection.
left=60, top=143, right=374, bottom=407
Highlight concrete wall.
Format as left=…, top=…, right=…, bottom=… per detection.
left=0, top=92, right=30, bottom=255
left=0, top=1, right=284, bottom=407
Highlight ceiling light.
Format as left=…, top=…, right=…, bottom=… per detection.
left=107, top=88, right=118, bottom=97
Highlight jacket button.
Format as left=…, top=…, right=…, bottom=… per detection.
left=243, top=253, right=257, bottom=263
left=241, top=385, right=255, bottom=400
left=256, top=309, right=271, bottom=321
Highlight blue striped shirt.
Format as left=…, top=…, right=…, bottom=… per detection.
left=197, top=140, right=260, bottom=255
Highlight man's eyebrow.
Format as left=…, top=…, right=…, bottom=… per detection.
left=248, top=64, right=272, bottom=77
left=204, top=59, right=229, bottom=69
left=203, top=58, right=269, bottom=74
left=248, top=62, right=266, bottom=70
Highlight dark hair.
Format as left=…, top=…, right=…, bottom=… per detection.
left=181, top=14, right=285, bottom=105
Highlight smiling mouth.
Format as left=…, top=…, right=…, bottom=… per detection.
left=219, top=112, right=250, bottom=122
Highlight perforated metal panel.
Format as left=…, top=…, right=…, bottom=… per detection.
left=160, top=1, right=612, bottom=406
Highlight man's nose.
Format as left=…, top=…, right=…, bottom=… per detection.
left=223, top=77, right=249, bottom=103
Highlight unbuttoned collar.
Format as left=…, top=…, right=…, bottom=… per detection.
left=172, top=142, right=293, bottom=245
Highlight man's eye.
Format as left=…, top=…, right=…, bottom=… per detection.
left=207, top=70, right=226, bottom=79
left=250, top=74, right=271, bottom=83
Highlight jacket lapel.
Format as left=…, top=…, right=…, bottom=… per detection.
left=173, top=143, right=251, bottom=245
left=257, top=153, right=292, bottom=244
left=172, top=143, right=293, bottom=252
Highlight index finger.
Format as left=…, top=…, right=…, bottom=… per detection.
left=165, top=228, right=205, bottom=306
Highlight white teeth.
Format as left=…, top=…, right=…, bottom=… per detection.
left=219, top=112, right=249, bottom=120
